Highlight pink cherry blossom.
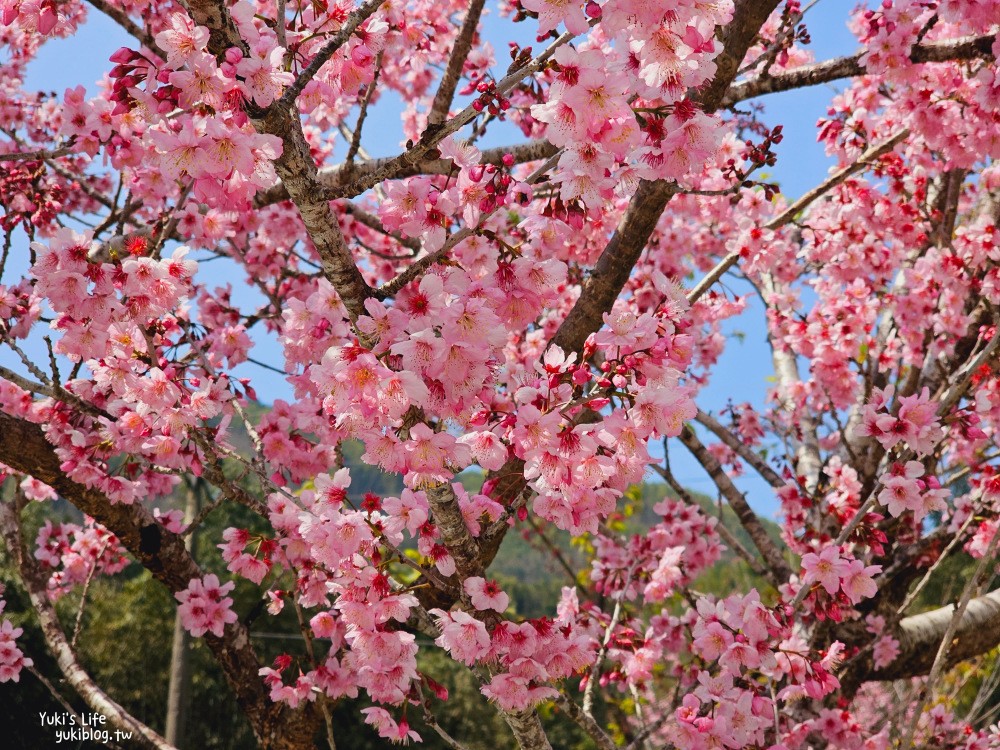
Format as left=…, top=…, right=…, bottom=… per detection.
left=464, top=577, right=510, bottom=613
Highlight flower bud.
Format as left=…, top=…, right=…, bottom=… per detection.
left=109, top=47, right=135, bottom=64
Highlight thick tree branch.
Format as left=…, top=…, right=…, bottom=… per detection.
left=553, top=0, right=782, bottom=354
left=0, top=142, right=76, bottom=162
left=180, top=0, right=245, bottom=57
left=254, top=139, right=558, bottom=207
left=251, top=106, right=373, bottom=319
left=183, top=0, right=377, bottom=321
left=464, top=0, right=787, bottom=611
left=550, top=179, right=678, bottom=355
left=0, top=500, right=177, bottom=750
left=721, top=33, right=996, bottom=106
left=502, top=710, right=554, bottom=750
left=677, top=425, right=791, bottom=585
left=694, top=410, right=784, bottom=488
left=872, top=587, right=1000, bottom=681
left=427, top=0, right=487, bottom=127
left=425, top=480, right=483, bottom=580
left=699, top=0, right=785, bottom=110
left=0, top=411, right=321, bottom=750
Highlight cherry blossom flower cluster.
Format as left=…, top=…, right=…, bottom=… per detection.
left=175, top=573, right=239, bottom=638
left=857, top=385, right=942, bottom=457
left=526, top=0, right=736, bottom=209
left=876, top=460, right=949, bottom=523
left=865, top=614, right=901, bottom=670
left=798, top=545, right=881, bottom=621
left=0, top=0, right=71, bottom=37
left=431, top=605, right=594, bottom=712
left=258, top=468, right=595, bottom=719
left=663, top=591, right=846, bottom=749
left=218, top=526, right=279, bottom=585
left=589, top=497, right=722, bottom=603
left=0, top=586, right=32, bottom=683
left=33, top=518, right=128, bottom=598
left=3, top=0, right=1000, bottom=747
left=378, top=139, right=533, bottom=252
left=258, top=475, right=423, bottom=710
left=500, top=285, right=697, bottom=535
left=13, top=228, right=272, bottom=516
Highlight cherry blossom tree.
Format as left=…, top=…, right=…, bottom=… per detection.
left=1, top=0, right=1000, bottom=748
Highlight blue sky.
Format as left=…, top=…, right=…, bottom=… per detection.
left=8, top=1, right=864, bottom=517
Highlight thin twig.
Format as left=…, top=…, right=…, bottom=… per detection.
left=275, top=0, right=385, bottom=109
left=85, top=0, right=163, bottom=55
left=687, top=129, right=909, bottom=304
left=0, top=141, right=76, bottom=162
left=71, top=538, right=110, bottom=650
left=695, top=409, right=784, bottom=488
left=582, top=557, right=641, bottom=718
left=346, top=50, right=383, bottom=164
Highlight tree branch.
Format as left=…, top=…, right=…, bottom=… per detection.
left=427, top=0, right=487, bottom=127
left=425, top=480, right=483, bottom=580
left=721, top=33, right=996, bottom=106
left=554, top=693, right=616, bottom=750
left=687, top=128, right=909, bottom=304
left=250, top=105, right=373, bottom=319
left=873, top=586, right=1000, bottom=681
left=0, top=499, right=178, bottom=750
left=273, top=0, right=385, bottom=110
left=0, top=411, right=321, bottom=750
left=677, top=425, right=791, bottom=584
left=0, top=141, right=76, bottom=162
left=85, top=0, right=164, bottom=58
left=180, top=0, right=246, bottom=57
left=434, top=0, right=788, bottom=621
left=502, top=709, right=554, bottom=750
left=694, top=409, right=784, bottom=488
left=254, top=140, right=558, bottom=207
